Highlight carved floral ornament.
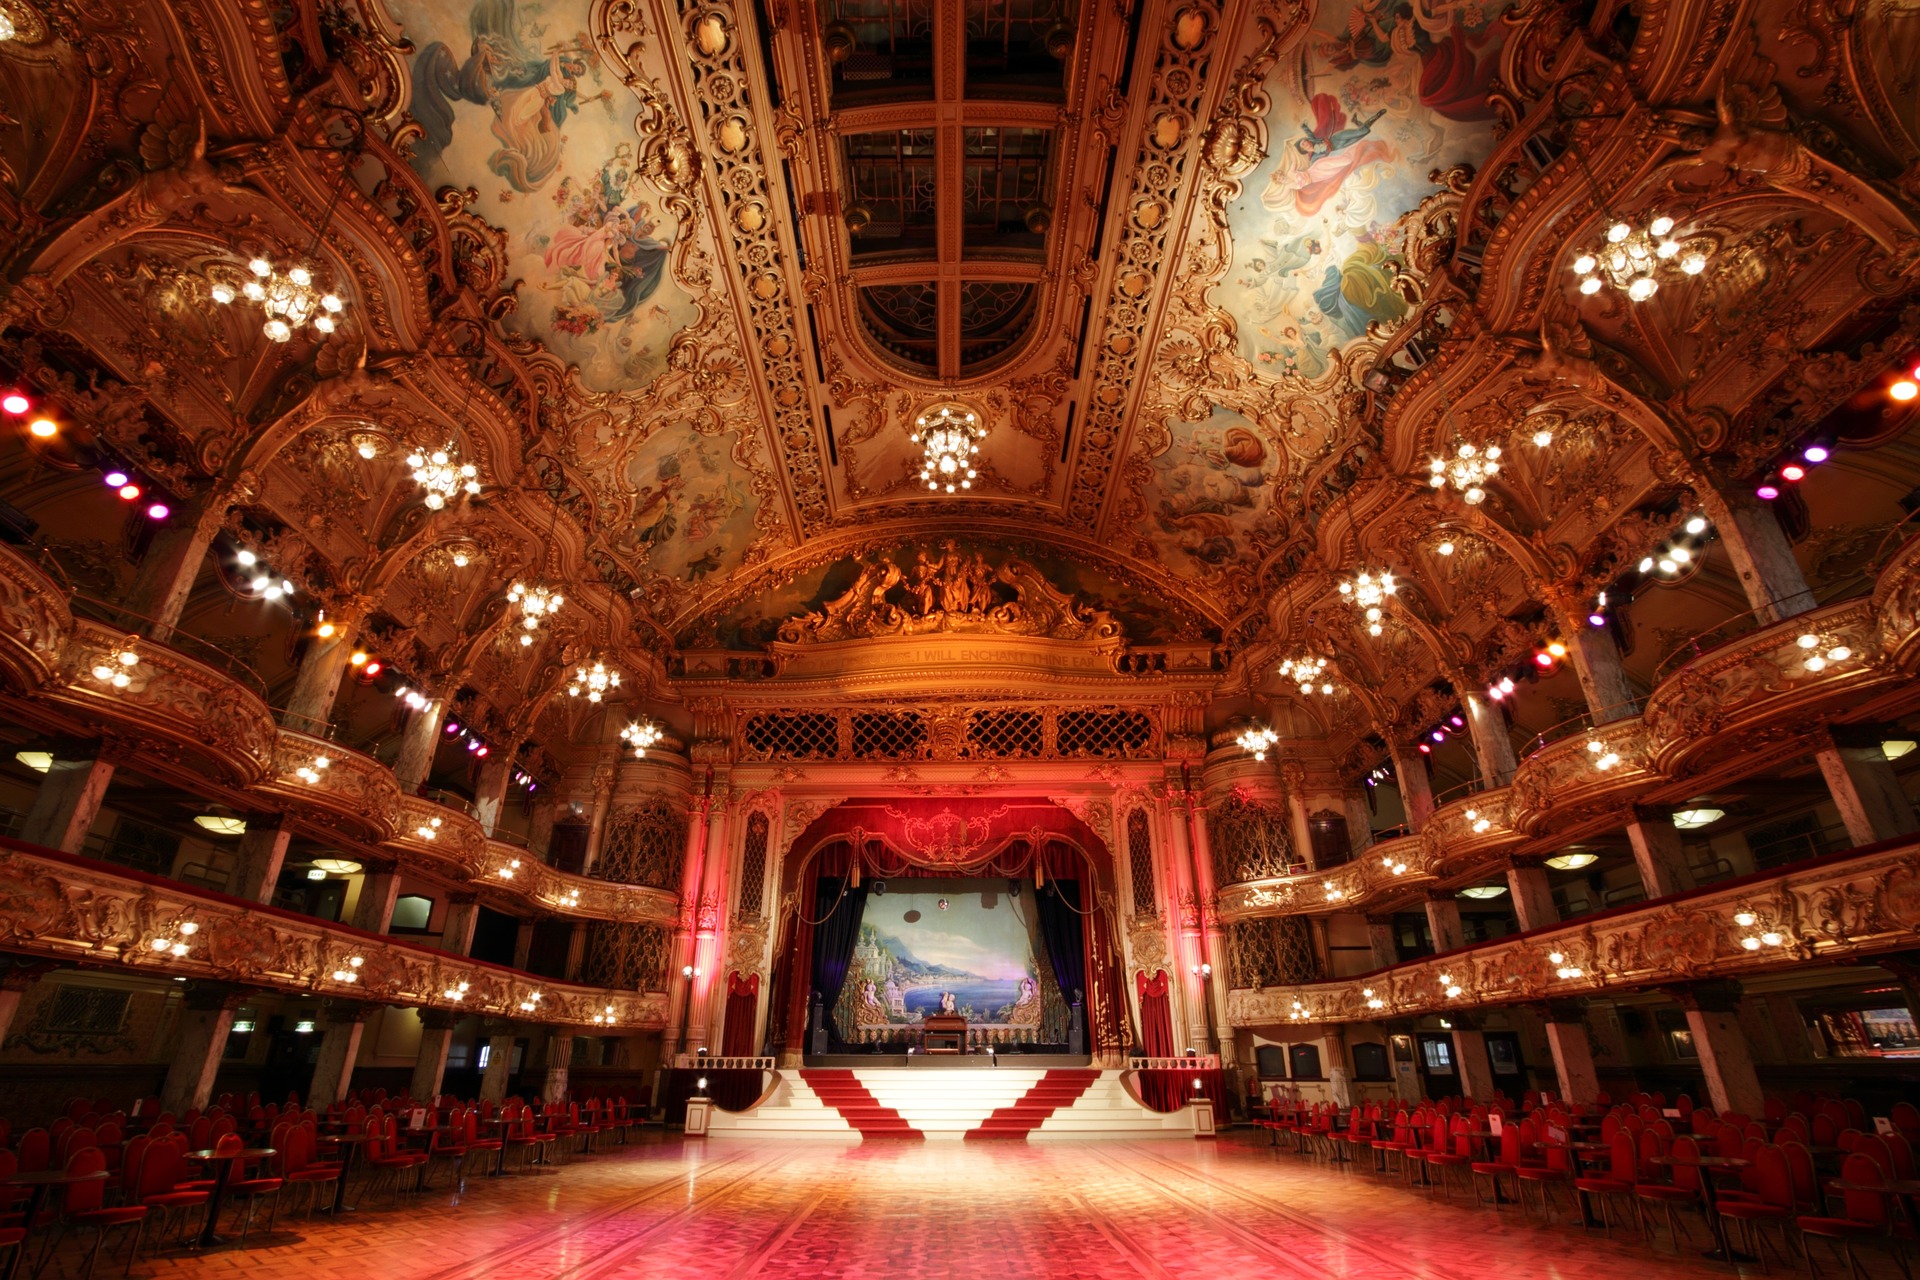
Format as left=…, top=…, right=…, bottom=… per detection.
left=1225, top=839, right=1920, bottom=1026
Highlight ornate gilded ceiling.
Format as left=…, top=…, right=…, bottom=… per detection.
left=1, top=0, right=1918, bottom=772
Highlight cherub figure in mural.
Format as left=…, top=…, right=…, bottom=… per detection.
left=408, top=0, right=612, bottom=194
left=1264, top=93, right=1396, bottom=219
left=1236, top=232, right=1325, bottom=324
left=1323, top=0, right=1502, bottom=123
left=1311, top=228, right=1408, bottom=341
left=539, top=152, right=675, bottom=337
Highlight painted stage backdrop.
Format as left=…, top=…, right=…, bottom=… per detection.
left=393, top=0, right=704, bottom=393
left=833, top=880, right=1068, bottom=1046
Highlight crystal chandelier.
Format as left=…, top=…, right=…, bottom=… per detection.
left=1571, top=214, right=1709, bottom=302
left=407, top=446, right=480, bottom=510
left=621, top=719, right=663, bottom=757
left=508, top=580, right=562, bottom=647
left=1338, top=570, right=1397, bottom=636
left=910, top=403, right=987, bottom=494
left=211, top=258, right=345, bottom=342
left=1236, top=725, right=1278, bottom=762
left=1278, top=654, right=1333, bottom=695
left=1428, top=442, right=1500, bottom=504
left=568, top=660, right=621, bottom=702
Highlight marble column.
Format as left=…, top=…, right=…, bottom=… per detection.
left=1551, top=595, right=1639, bottom=723
left=1280, top=762, right=1315, bottom=868
left=478, top=1028, right=516, bottom=1102
left=1459, top=688, right=1519, bottom=788
left=279, top=598, right=367, bottom=732
left=1424, top=894, right=1465, bottom=955
left=1186, top=798, right=1228, bottom=1058
left=542, top=1032, right=573, bottom=1104
left=306, top=1001, right=369, bottom=1108
left=159, top=984, right=245, bottom=1115
left=1364, top=915, right=1398, bottom=970
left=529, top=799, right=557, bottom=862
left=409, top=1008, right=462, bottom=1103
left=564, top=922, right=587, bottom=982
left=1698, top=490, right=1816, bottom=623
left=1505, top=861, right=1558, bottom=932
left=578, top=759, right=618, bottom=876
left=20, top=753, right=115, bottom=854
left=228, top=817, right=293, bottom=903
left=512, top=920, right=535, bottom=970
left=393, top=700, right=448, bottom=793
left=1625, top=809, right=1692, bottom=899
left=1541, top=1003, right=1601, bottom=1104
left=1321, top=1026, right=1352, bottom=1106
left=1815, top=733, right=1919, bottom=847
left=1672, top=981, right=1765, bottom=1117
left=471, top=755, right=514, bottom=837
left=688, top=791, right=733, bottom=1052
left=1162, top=789, right=1209, bottom=1052
left=1385, top=738, right=1435, bottom=832
left=439, top=893, right=480, bottom=954
left=123, top=489, right=231, bottom=641
left=661, top=795, right=712, bottom=1063
left=352, top=863, right=403, bottom=933
left=1450, top=1022, right=1496, bottom=1102
left=0, top=963, right=43, bottom=1041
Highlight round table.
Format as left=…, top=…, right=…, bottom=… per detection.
left=184, top=1148, right=276, bottom=1248
left=324, top=1134, right=371, bottom=1214
left=5, top=1167, right=110, bottom=1278
left=1651, top=1154, right=1753, bottom=1262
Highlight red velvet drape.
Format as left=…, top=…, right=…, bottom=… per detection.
left=722, top=972, right=760, bottom=1058
left=1135, top=970, right=1186, bottom=1111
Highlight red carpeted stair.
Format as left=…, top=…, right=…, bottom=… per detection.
left=799, top=1069, right=923, bottom=1139
left=965, top=1070, right=1104, bottom=1140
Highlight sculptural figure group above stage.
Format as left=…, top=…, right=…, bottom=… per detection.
left=778, top=545, right=1123, bottom=646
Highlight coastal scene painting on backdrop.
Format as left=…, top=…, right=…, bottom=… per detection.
left=392, top=0, right=702, bottom=392
left=1214, top=0, right=1513, bottom=379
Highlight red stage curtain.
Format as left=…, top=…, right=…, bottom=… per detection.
left=722, top=972, right=760, bottom=1058
left=1135, top=970, right=1183, bottom=1111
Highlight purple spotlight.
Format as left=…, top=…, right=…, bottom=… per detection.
left=1449, top=715, right=1464, bottom=727
left=1431, top=729, right=1446, bottom=742
left=444, top=721, right=460, bottom=735
left=1803, top=445, right=1830, bottom=463
left=1756, top=484, right=1780, bottom=500
left=1588, top=612, right=1607, bottom=628
left=146, top=503, right=170, bottom=520
left=103, top=471, right=129, bottom=488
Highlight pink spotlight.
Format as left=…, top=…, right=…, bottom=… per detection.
left=1756, top=484, right=1780, bottom=500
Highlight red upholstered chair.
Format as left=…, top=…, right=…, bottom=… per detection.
left=281, top=1122, right=342, bottom=1217
left=212, top=1131, right=283, bottom=1241
left=133, top=1137, right=210, bottom=1248
left=1420, top=1115, right=1472, bottom=1202
left=1468, top=1119, right=1531, bottom=1208
left=463, top=1108, right=504, bottom=1175
left=361, top=1115, right=426, bottom=1205
left=16, top=1129, right=49, bottom=1174
left=1893, top=1102, right=1920, bottom=1144
left=1573, top=1130, right=1639, bottom=1236
left=1371, top=1110, right=1418, bottom=1177
left=40, top=1147, right=145, bottom=1280
left=1633, top=1132, right=1704, bottom=1249
left=1798, top=1152, right=1915, bottom=1278
left=423, top=1110, right=470, bottom=1188
left=1715, top=1143, right=1796, bottom=1269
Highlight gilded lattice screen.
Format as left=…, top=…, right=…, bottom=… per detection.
left=735, top=811, right=770, bottom=922
left=593, top=799, right=686, bottom=889
left=1226, top=919, right=1320, bottom=988
left=1126, top=809, right=1157, bottom=915
left=581, top=922, right=672, bottom=992
left=737, top=706, right=1158, bottom=762
left=1209, top=793, right=1294, bottom=884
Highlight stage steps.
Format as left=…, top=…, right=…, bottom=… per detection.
left=967, top=1069, right=1104, bottom=1140
left=705, top=1067, right=1200, bottom=1141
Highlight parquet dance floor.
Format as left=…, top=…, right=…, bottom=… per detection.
left=94, top=1133, right=1861, bottom=1280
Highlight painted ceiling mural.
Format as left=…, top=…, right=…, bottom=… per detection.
left=1144, top=405, right=1291, bottom=580
left=392, top=0, right=704, bottom=392
left=1217, top=0, right=1511, bottom=377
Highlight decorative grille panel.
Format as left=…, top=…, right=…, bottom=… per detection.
left=45, top=986, right=129, bottom=1035
left=594, top=799, right=686, bottom=890
left=1210, top=794, right=1295, bottom=883
left=581, top=922, right=671, bottom=992
left=1126, top=809, right=1157, bottom=915
left=735, top=812, right=770, bottom=922
left=1227, top=918, right=1320, bottom=988
left=850, top=711, right=927, bottom=759
left=967, top=709, right=1044, bottom=758
left=742, top=712, right=841, bottom=759
left=1056, top=709, right=1155, bottom=758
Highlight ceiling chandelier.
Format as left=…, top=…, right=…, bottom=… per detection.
left=407, top=446, right=480, bottom=510
left=1429, top=442, right=1500, bottom=504
left=621, top=719, right=663, bottom=757
left=1236, top=725, right=1278, bottom=762
left=910, top=403, right=986, bottom=494
left=1278, top=654, right=1334, bottom=696
left=568, top=660, right=621, bottom=702
left=1338, top=570, right=1396, bottom=636
left=1571, top=214, right=1709, bottom=301
left=508, top=580, right=562, bottom=646
left=211, top=258, right=345, bottom=342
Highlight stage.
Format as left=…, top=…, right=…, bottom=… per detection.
left=800, top=1053, right=1094, bottom=1069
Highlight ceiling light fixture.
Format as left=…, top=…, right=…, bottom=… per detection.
left=1338, top=569, right=1396, bottom=636
left=407, top=446, right=481, bottom=510
left=1543, top=851, right=1598, bottom=870
left=212, top=257, right=346, bottom=342
left=910, top=403, right=987, bottom=494
left=1457, top=884, right=1507, bottom=900
left=621, top=719, right=663, bottom=758
left=1236, top=725, right=1279, bottom=762
left=568, top=660, right=621, bottom=702
left=1277, top=655, right=1334, bottom=696
left=310, top=857, right=363, bottom=875
left=194, top=815, right=249, bottom=836
left=1671, top=807, right=1725, bottom=830
left=1429, top=442, right=1500, bottom=504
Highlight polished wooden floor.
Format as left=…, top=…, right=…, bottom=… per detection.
left=79, top=1132, right=1877, bottom=1280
